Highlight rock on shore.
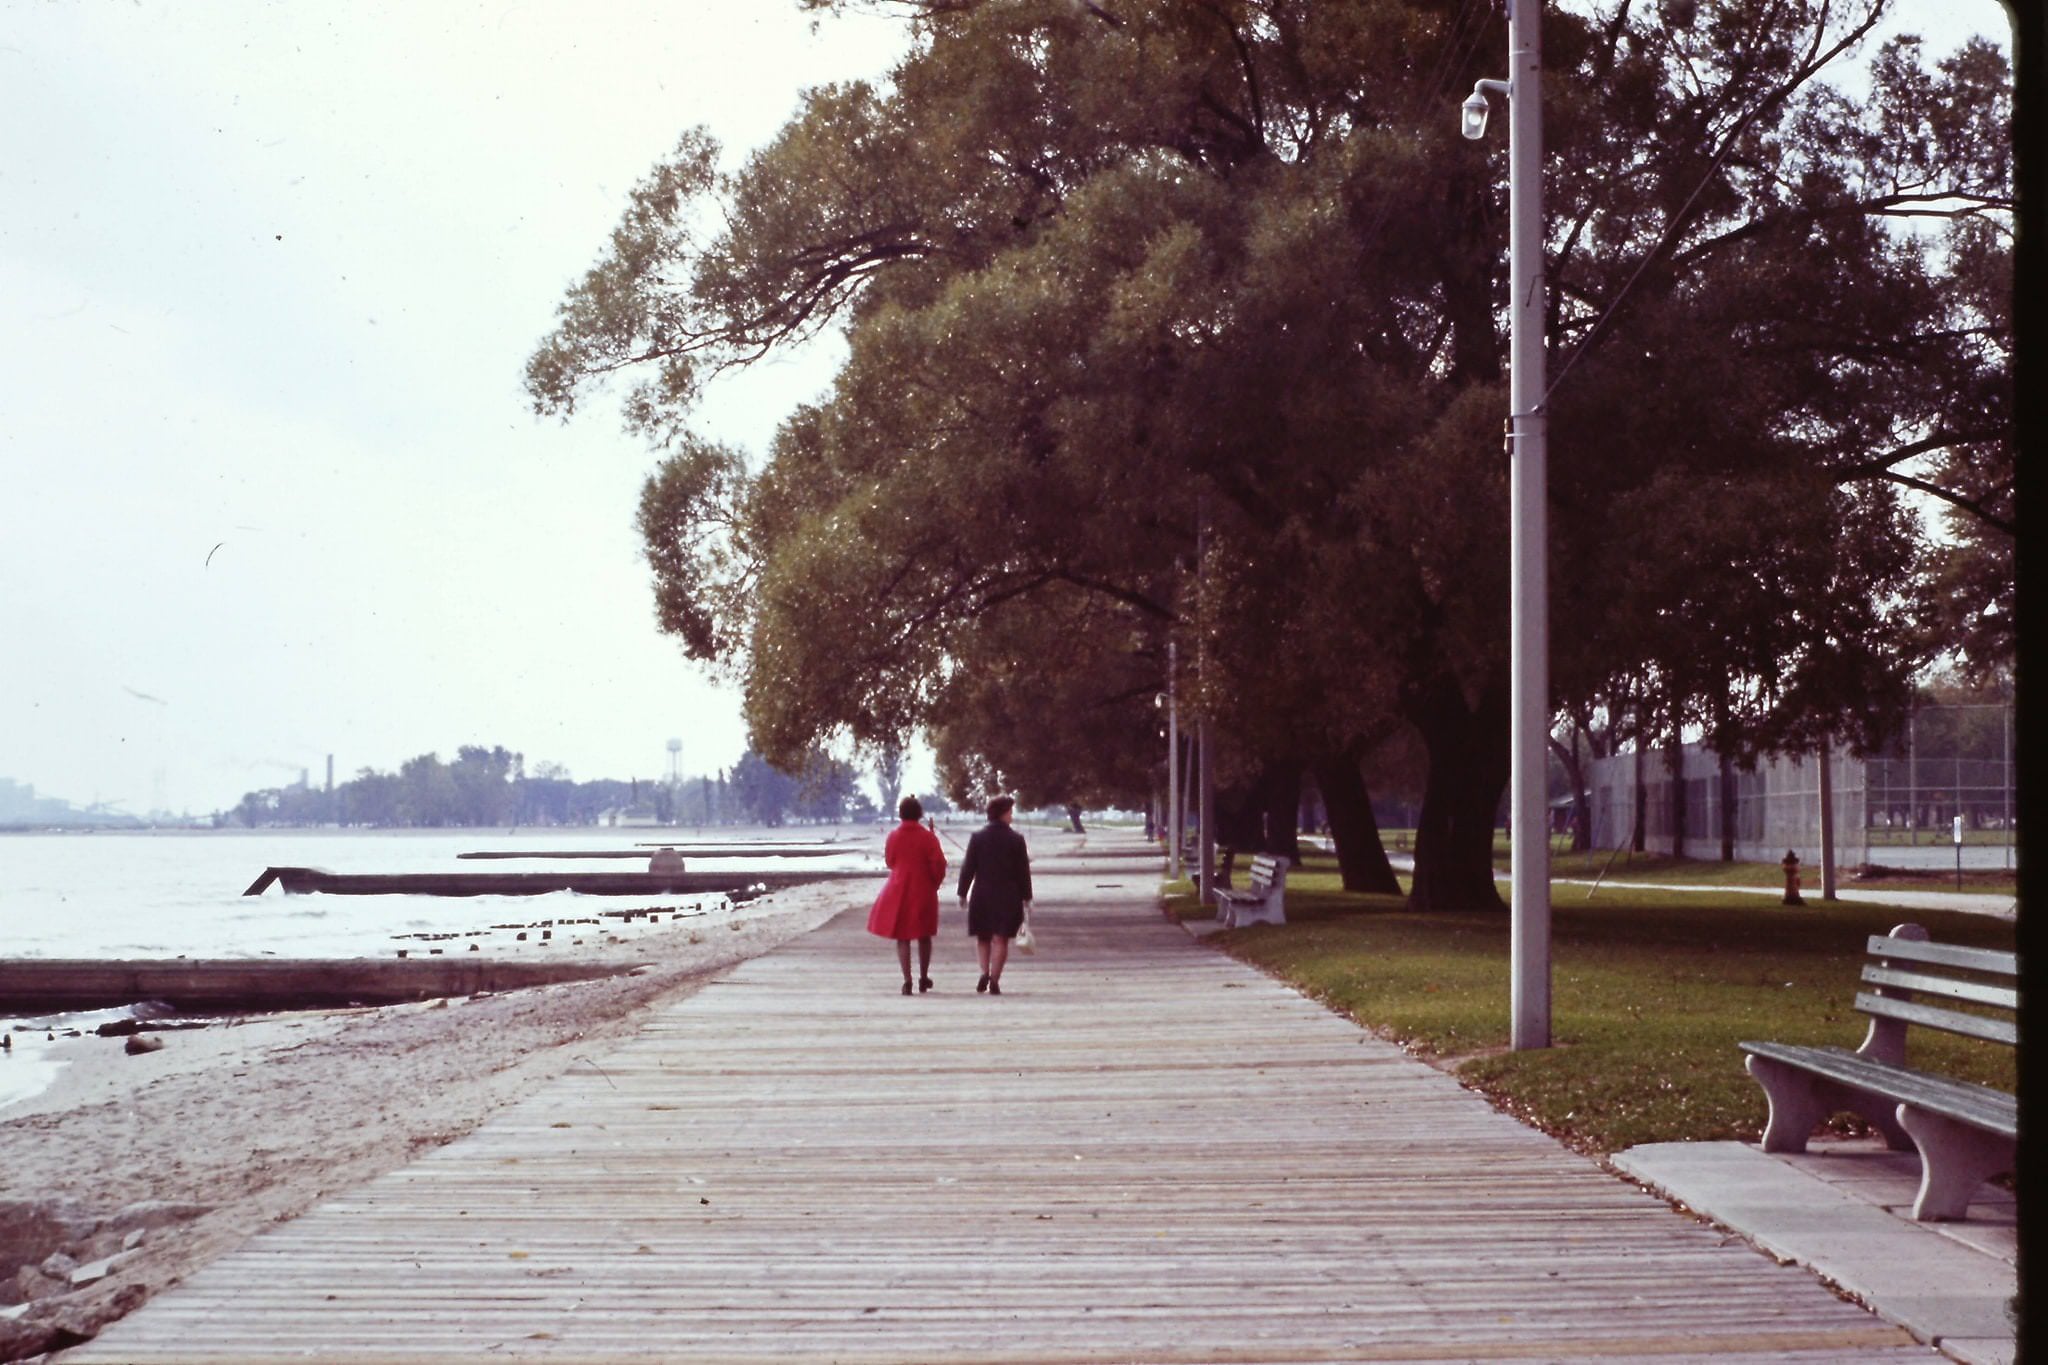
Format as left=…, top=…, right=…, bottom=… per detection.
left=0, top=1196, right=205, bottom=1359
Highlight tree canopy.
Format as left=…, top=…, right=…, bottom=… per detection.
left=530, top=0, right=2011, bottom=906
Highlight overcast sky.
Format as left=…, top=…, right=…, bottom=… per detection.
left=1, top=2, right=2008, bottom=816
left=3, top=1, right=911, bottom=814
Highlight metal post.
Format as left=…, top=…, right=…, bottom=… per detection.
left=1181, top=733, right=1196, bottom=853
left=1199, top=720, right=1216, bottom=902
left=1197, top=499, right=1216, bottom=904
left=1955, top=716, right=1965, bottom=849
left=2005, top=702, right=2013, bottom=871
left=1907, top=707, right=1917, bottom=845
left=1818, top=739, right=1837, bottom=901
left=1505, top=0, right=1551, bottom=1050
left=1167, top=640, right=1182, bottom=880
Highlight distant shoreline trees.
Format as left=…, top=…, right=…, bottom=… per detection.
left=221, top=744, right=879, bottom=830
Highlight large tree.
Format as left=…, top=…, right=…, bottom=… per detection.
left=531, top=0, right=2008, bottom=908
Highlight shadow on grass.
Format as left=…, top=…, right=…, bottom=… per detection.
left=1185, top=853, right=2016, bottom=1154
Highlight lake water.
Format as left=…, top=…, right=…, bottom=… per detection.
left=0, top=826, right=882, bottom=960
left=0, top=826, right=886, bottom=1110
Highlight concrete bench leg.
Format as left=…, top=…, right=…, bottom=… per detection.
left=1237, top=898, right=1284, bottom=927
left=1748, top=1055, right=1829, bottom=1153
left=1897, top=1104, right=2015, bottom=1221
left=1745, top=1056, right=1911, bottom=1153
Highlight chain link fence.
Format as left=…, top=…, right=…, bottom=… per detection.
left=1584, top=704, right=2016, bottom=871
left=1861, top=703, right=2016, bottom=869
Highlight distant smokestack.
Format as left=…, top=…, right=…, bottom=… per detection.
left=300, top=767, right=310, bottom=790
left=326, top=755, right=334, bottom=793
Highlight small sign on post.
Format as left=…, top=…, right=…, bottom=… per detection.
left=1954, top=815, right=1965, bottom=890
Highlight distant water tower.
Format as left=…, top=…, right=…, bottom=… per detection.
left=666, top=738, right=683, bottom=787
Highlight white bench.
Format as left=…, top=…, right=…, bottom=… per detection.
left=1739, top=923, right=2016, bottom=1221
left=1215, top=853, right=1287, bottom=928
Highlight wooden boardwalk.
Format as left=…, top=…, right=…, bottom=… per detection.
left=73, top=835, right=1920, bottom=1362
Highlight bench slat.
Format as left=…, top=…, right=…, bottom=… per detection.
left=1860, top=964, right=2018, bottom=1011
left=1854, top=992, right=2018, bottom=1047
left=1866, top=935, right=2017, bottom=977
left=1740, top=1042, right=2018, bottom=1135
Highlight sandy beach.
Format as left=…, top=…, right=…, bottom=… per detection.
left=0, top=879, right=868, bottom=1361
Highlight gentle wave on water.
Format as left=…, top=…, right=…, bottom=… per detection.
left=0, top=827, right=882, bottom=961
left=0, top=1006, right=132, bottom=1110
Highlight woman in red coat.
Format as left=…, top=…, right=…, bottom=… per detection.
left=868, top=795, right=947, bottom=994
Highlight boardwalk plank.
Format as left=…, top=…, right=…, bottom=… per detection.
left=70, top=835, right=1922, bottom=1362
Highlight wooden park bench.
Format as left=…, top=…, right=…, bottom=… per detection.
left=1739, top=923, right=2016, bottom=1221
left=1215, top=853, right=1288, bottom=929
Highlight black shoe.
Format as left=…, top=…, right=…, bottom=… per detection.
left=919, top=976, right=933, bottom=993
left=976, top=973, right=990, bottom=994
left=902, top=981, right=913, bottom=996
left=987, top=978, right=1001, bottom=995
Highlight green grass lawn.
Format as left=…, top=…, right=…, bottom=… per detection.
left=1176, top=854, right=2016, bottom=1154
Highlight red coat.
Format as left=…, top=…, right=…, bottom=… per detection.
left=867, top=820, right=947, bottom=940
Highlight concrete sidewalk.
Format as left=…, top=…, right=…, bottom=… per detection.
left=73, top=833, right=1928, bottom=1362
left=1614, top=1139, right=2016, bottom=1364
left=1563, top=878, right=2017, bottom=920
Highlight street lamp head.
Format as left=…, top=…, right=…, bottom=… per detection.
left=1460, top=88, right=1492, bottom=141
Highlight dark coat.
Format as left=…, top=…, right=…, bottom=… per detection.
left=957, top=820, right=1033, bottom=938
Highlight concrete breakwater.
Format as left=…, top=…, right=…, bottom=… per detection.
left=0, top=958, right=643, bottom=1013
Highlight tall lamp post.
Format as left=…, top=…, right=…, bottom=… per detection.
left=1463, top=0, right=1551, bottom=1050
left=1166, top=640, right=1182, bottom=880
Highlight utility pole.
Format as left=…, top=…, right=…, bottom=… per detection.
left=1167, top=639, right=1182, bottom=880
left=1462, top=0, right=1551, bottom=1049
left=1197, top=495, right=1216, bottom=904
left=1508, top=0, right=1551, bottom=1050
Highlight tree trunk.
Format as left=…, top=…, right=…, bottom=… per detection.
left=1714, top=686, right=1736, bottom=862
left=1260, top=764, right=1303, bottom=864
left=1312, top=751, right=1401, bottom=894
left=1719, top=750, right=1737, bottom=862
left=1631, top=707, right=1648, bottom=853
left=1065, top=803, right=1085, bottom=834
left=1666, top=735, right=1688, bottom=860
left=1211, top=781, right=1263, bottom=891
left=1550, top=722, right=1592, bottom=854
left=1404, top=675, right=1510, bottom=912
left=1298, top=772, right=1328, bottom=838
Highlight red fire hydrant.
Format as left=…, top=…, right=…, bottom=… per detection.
left=1781, top=850, right=1804, bottom=907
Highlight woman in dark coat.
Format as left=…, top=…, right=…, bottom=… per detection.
left=868, top=795, right=947, bottom=994
left=955, top=794, right=1032, bottom=995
